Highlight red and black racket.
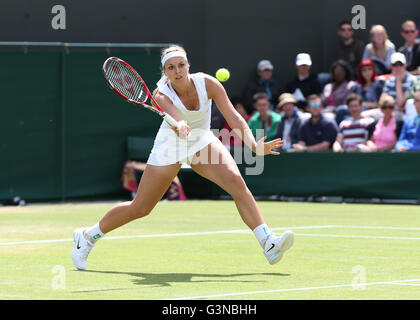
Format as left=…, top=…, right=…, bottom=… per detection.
left=103, top=56, right=180, bottom=128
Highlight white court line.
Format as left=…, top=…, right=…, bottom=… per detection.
left=294, top=233, right=420, bottom=240
left=169, top=279, right=420, bottom=300
left=0, top=225, right=334, bottom=246
left=388, top=282, right=420, bottom=286
left=1, top=224, right=419, bottom=246
left=331, top=225, right=420, bottom=231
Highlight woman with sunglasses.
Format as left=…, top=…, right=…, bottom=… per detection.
left=367, top=94, right=403, bottom=152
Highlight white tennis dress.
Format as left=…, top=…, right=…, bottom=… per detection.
left=147, top=72, right=218, bottom=166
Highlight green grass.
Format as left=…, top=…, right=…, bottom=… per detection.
left=0, top=201, right=419, bottom=300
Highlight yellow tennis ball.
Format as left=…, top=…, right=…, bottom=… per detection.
left=216, top=68, right=230, bottom=82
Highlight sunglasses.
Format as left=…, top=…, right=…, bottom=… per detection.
left=402, top=29, right=416, bottom=34
left=381, top=105, right=394, bottom=110
left=309, top=102, right=321, bottom=108
left=340, top=27, right=352, bottom=31
left=392, top=62, right=404, bottom=67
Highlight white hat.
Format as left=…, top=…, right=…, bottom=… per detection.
left=296, top=53, right=312, bottom=66
left=257, top=60, right=274, bottom=71
left=390, top=52, right=407, bottom=65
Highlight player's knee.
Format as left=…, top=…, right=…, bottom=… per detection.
left=226, top=172, right=248, bottom=196
left=129, top=202, right=152, bottom=219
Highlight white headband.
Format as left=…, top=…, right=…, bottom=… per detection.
left=161, top=51, right=187, bottom=67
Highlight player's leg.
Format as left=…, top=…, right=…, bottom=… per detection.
left=71, top=163, right=181, bottom=270
left=98, top=163, right=182, bottom=233
left=190, top=139, right=263, bottom=230
left=190, top=139, right=294, bottom=264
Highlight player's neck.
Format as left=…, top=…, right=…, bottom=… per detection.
left=171, top=75, right=193, bottom=96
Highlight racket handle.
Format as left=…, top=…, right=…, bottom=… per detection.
left=163, top=113, right=180, bottom=128
left=163, top=113, right=191, bottom=138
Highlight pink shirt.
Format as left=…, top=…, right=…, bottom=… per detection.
left=372, top=117, right=396, bottom=149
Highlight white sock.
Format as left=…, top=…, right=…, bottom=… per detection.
left=84, top=222, right=105, bottom=243
left=253, top=224, right=273, bottom=248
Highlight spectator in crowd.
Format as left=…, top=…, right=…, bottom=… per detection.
left=353, top=59, right=383, bottom=110
left=381, top=52, right=417, bottom=117
left=293, top=94, right=338, bottom=151
left=248, top=92, right=282, bottom=142
left=362, top=25, right=396, bottom=75
left=334, top=20, right=366, bottom=77
left=394, top=91, right=420, bottom=152
left=333, top=93, right=375, bottom=152
left=273, top=93, right=306, bottom=150
left=321, top=59, right=356, bottom=124
left=405, top=76, right=420, bottom=117
left=219, top=96, right=251, bottom=148
left=243, top=59, right=283, bottom=113
left=285, top=53, right=322, bottom=109
left=367, top=94, right=403, bottom=152
left=398, top=20, right=420, bottom=76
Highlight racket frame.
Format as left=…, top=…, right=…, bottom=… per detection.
left=103, top=57, right=179, bottom=127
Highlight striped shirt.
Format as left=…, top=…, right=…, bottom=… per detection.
left=338, top=117, right=375, bottom=150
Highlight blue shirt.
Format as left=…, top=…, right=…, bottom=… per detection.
left=298, top=114, right=338, bottom=147
left=352, top=81, right=383, bottom=103
left=383, top=73, right=417, bottom=100
left=394, top=115, right=420, bottom=151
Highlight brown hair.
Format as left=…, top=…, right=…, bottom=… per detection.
left=306, top=94, right=321, bottom=105
left=401, top=20, right=417, bottom=30
left=346, top=93, right=363, bottom=106
left=253, top=92, right=269, bottom=103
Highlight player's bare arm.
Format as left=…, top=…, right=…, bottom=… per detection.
left=205, top=75, right=283, bottom=155
left=153, top=91, right=191, bottom=138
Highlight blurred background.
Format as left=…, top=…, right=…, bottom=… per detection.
left=1, top=0, right=420, bottom=203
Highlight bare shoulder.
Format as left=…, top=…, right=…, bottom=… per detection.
left=203, top=73, right=225, bottom=99
left=153, top=90, right=172, bottom=106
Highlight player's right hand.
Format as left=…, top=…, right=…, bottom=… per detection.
left=172, top=120, right=191, bottom=139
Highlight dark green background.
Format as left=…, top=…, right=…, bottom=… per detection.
left=0, top=48, right=164, bottom=201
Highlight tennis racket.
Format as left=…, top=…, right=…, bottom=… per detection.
left=102, top=56, right=180, bottom=129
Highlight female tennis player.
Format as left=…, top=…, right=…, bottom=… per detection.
left=71, top=45, right=294, bottom=270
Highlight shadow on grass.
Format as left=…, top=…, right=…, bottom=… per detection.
left=72, top=270, right=290, bottom=292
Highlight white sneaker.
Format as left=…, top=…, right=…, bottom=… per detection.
left=71, top=228, right=94, bottom=270
left=263, top=230, right=294, bottom=265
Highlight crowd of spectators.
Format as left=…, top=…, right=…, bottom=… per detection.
left=218, top=19, right=420, bottom=153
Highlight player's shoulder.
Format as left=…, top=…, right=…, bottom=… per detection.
left=196, top=72, right=223, bottom=97
left=153, top=88, right=172, bottom=105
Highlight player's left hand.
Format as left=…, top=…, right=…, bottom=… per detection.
left=255, top=136, right=283, bottom=156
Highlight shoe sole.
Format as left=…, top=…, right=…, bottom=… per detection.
left=268, top=230, right=294, bottom=265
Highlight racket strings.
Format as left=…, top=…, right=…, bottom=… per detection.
left=106, top=60, right=147, bottom=103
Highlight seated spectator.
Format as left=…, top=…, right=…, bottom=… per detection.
left=394, top=91, right=420, bottom=152
left=362, top=25, right=396, bottom=75
left=381, top=52, right=417, bottom=117
left=405, top=76, right=420, bottom=117
left=293, top=94, right=338, bottom=151
left=398, top=20, right=420, bottom=76
left=321, top=60, right=356, bottom=113
left=333, top=93, right=375, bottom=152
left=367, top=94, right=403, bottom=152
left=286, top=53, right=322, bottom=109
left=334, top=20, right=366, bottom=77
left=353, top=59, right=383, bottom=110
left=243, top=60, right=283, bottom=113
left=219, top=96, right=251, bottom=148
left=248, top=92, right=281, bottom=141
left=273, top=93, right=306, bottom=150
